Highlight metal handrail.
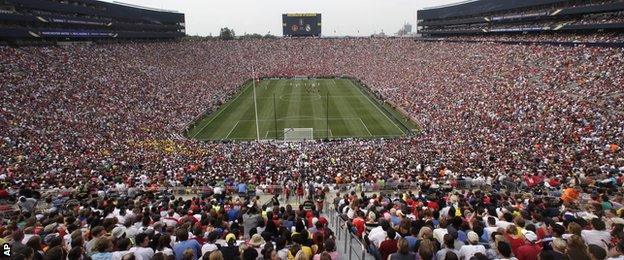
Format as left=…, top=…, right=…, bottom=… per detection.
left=31, top=178, right=514, bottom=198
left=328, top=201, right=366, bottom=260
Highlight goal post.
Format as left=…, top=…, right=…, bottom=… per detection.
left=283, top=128, right=313, bottom=141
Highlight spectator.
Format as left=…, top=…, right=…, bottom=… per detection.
left=582, top=218, right=612, bottom=251
left=389, top=238, right=416, bottom=260
left=174, top=228, right=201, bottom=260
left=379, top=229, right=399, bottom=260
left=129, top=233, right=155, bottom=260
left=516, top=231, right=540, bottom=260
left=92, top=237, right=115, bottom=260
left=458, top=231, right=486, bottom=260
left=437, top=234, right=459, bottom=260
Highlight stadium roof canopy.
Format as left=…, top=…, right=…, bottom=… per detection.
left=418, top=0, right=566, bottom=20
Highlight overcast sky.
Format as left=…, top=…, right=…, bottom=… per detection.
left=104, top=0, right=459, bottom=36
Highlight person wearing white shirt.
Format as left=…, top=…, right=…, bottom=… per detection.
left=582, top=218, right=612, bottom=251
left=437, top=234, right=460, bottom=260
left=440, top=206, right=451, bottom=218
left=129, top=233, right=154, bottom=260
left=201, top=232, right=220, bottom=257
left=483, top=217, right=500, bottom=242
left=459, top=231, right=486, bottom=260
left=368, top=220, right=390, bottom=248
left=433, top=220, right=449, bottom=245
left=111, top=238, right=133, bottom=260
left=162, top=210, right=180, bottom=228
left=496, top=212, right=514, bottom=230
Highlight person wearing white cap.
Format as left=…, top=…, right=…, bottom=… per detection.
left=458, top=231, right=486, bottom=260
left=516, top=231, right=540, bottom=260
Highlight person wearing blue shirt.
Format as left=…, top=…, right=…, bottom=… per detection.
left=228, top=206, right=240, bottom=221
left=405, top=227, right=418, bottom=251
left=173, top=228, right=201, bottom=260
left=237, top=183, right=247, bottom=196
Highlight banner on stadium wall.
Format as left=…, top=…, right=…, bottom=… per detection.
left=39, top=30, right=116, bottom=37
left=491, top=11, right=548, bottom=21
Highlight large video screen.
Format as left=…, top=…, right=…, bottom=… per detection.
left=282, top=13, right=321, bottom=37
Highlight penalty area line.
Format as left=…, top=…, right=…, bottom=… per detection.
left=347, top=80, right=405, bottom=135
left=191, top=83, right=251, bottom=139
left=225, top=121, right=240, bottom=139
left=358, top=118, right=373, bottom=136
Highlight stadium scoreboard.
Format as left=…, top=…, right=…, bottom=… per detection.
left=282, top=13, right=321, bottom=37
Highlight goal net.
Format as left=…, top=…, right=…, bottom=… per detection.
left=283, top=128, right=313, bottom=141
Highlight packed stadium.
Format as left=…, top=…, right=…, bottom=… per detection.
left=0, top=0, right=623, bottom=260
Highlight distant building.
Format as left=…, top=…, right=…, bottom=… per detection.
left=371, top=30, right=387, bottom=37
left=396, top=23, right=413, bottom=36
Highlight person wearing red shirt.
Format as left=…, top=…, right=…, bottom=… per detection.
left=0, top=187, right=8, bottom=200
left=504, top=225, right=527, bottom=257
left=352, top=211, right=366, bottom=238
left=427, top=199, right=440, bottom=211
left=516, top=231, right=541, bottom=260
left=379, top=229, right=398, bottom=260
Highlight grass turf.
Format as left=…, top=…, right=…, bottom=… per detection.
left=186, top=78, right=417, bottom=141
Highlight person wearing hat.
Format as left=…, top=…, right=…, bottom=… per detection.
left=219, top=233, right=240, bottom=260
left=17, top=196, right=37, bottom=214
left=248, top=234, right=265, bottom=256
left=458, top=231, right=486, bottom=260
left=516, top=231, right=540, bottom=260
left=111, top=227, right=126, bottom=241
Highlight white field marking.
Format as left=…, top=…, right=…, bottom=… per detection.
left=358, top=118, right=373, bottom=136
left=191, top=83, right=251, bottom=139
left=225, top=121, right=240, bottom=139
left=344, top=79, right=405, bottom=135
left=263, top=129, right=333, bottom=139
left=278, top=93, right=322, bottom=102
left=236, top=117, right=364, bottom=122
left=256, top=95, right=371, bottom=100
left=207, top=131, right=402, bottom=141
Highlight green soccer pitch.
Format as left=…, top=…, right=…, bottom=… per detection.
left=186, top=78, right=418, bottom=141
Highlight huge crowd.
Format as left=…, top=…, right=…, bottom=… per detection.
left=0, top=35, right=623, bottom=259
